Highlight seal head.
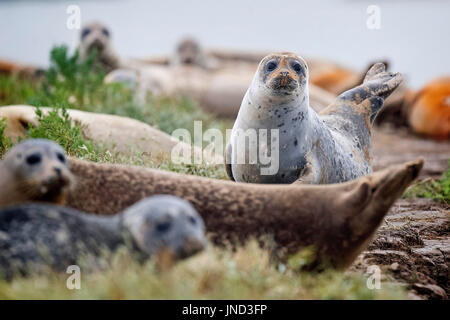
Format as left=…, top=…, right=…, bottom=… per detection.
left=121, top=195, right=207, bottom=260
left=0, top=139, right=73, bottom=208
left=79, top=21, right=119, bottom=72
left=257, top=52, right=308, bottom=97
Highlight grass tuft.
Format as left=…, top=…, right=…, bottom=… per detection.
left=0, top=117, right=12, bottom=158
left=404, top=161, right=450, bottom=203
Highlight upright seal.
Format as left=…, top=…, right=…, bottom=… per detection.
left=226, top=53, right=402, bottom=184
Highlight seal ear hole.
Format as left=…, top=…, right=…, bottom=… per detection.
left=26, top=153, right=42, bottom=166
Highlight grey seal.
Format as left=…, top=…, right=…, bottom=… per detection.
left=0, top=139, right=73, bottom=209
left=79, top=21, right=120, bottom=73
left=226, top=52, right=403, bottom=184
left=0, top=195, right=206, bottom=279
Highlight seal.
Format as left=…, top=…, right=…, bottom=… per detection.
left=0, top=139, right=73, bottom=209
left=171, top=37, right=208, bottom=67
left=79, top=21, right=120, bottom=73
left=0, top=195, right=207, bottom=279
left=407, top=77, right=450, bottom=140
left=0, top=106, right=222, bottom=164
left=66, top=157, right=423, bottom=269
left=226, top=53, right=402, bottom=184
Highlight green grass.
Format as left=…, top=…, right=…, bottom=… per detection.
left=0, top=241, right=405, bottom=300
left=0, top=117, right=12, bottom=158
left=404, top=161, right=450, bottom=203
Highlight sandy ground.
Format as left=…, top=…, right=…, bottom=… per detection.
left=352, top=127, right=450, bottom=299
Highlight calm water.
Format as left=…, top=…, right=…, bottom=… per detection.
left=0, top=0, right=449, bottom=88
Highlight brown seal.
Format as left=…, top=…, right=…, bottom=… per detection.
left=66, top=157, right=423, bottom=269
left=0, top=139, right=73, bottom=209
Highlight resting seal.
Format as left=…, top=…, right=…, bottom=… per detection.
left=79, top=21, right=120, bottom=73
left=226, top=53, right=403, bottom=184
left=0, top=195, right=206, bottom=279
left=66, top=157, right=422, bottom=269
left=0, top=139, right=73, bottom=209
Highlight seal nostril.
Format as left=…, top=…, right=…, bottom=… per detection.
left=53, top=167, right=62, bottom=177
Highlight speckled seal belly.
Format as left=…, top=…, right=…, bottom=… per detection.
left=226, top=53, right=402, bottom=184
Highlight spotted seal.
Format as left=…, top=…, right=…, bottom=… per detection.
left=0, top=195, right=206, bottom=279
left=0, top=139, right=73, bottom=209
left=226, top=53, right=403, bottom=184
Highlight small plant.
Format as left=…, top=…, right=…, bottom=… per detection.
left=0, top=117, right=12, bottom=158
left=26, top=107, right=95, bottom=157
left=29, top=45, right=106, bottom=109
left=404, top=161, right=450, bottom=203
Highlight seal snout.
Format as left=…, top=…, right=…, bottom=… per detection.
left=177, top=235, right=207, bottom=259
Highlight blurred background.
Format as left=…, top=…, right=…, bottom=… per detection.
left=0, top=0, right=449, bottom=88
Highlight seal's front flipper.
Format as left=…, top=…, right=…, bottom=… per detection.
left=224, top=143, right=235, bottom=181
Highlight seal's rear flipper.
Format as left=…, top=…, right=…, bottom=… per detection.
left=336, top=62, right=403, bottom=122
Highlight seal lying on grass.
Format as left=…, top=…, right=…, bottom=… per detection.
left=226, top=53, right=402, bottom=184
left=0, top=195, right=206, bottom=279
left=66, top=157, right=423, bottom=269
left=0, top=139, right=73, bottom=209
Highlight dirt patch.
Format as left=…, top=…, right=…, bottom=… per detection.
left=352, top=198, right=449, bottom=300
left=372, top=127, right=450, bottom=179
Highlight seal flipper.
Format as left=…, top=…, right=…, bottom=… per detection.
left=331, top=63, right=402, bottom=122
left=224, top=143, right=235, bottom=181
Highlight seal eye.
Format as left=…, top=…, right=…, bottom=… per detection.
left=156, top=221, right=172, bottom=233
left=56, top=152, right=66, bottom=164
left=81, top=28, right=90, bottom=40
left=26, top=153, right=42, bottom=166
left=265, top=60, right=278, bottom=73
left=101, top=28, right=110, bottom=37
left=291, top=62, right=303, bottom=74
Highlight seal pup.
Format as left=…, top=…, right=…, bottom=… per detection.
left=79, top=21, right=120, bottom=73
left=0, top=139, right=73, bottom=209
left=226, top=53, right=403, bottom=184
left=66, top=157, right=423, bottom=269
left=0, top=195, right=207, bottom=279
